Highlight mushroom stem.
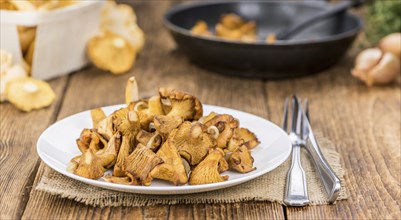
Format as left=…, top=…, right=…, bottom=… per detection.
left=161, top=98, right=172, bottom=106
left=125, top=76, right=139, bottom=105
left=149, top=122, right=156, bottom=132
left=133, top=101, right=148, bottom=112
left=128, top=110, right=138, bottom=122
left=146, top=132, right=161, bottom=149
left=207, top=126, right=220, bottom=139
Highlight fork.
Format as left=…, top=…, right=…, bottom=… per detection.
left=282, top=96, right=309, bottom=206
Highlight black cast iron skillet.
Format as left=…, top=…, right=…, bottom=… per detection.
left=164, top=1, right=363, bottom=78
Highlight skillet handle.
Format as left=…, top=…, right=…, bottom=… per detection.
left=277, top=0, right=366, bottom=40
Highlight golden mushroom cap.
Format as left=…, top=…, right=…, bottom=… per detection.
left=6, top=77, right=55, bottom=112
left=87, top=31, right=136, bottom=74
left=100, top=1, right=145, bottom=52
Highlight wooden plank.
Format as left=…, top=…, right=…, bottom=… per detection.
left=0, top=76, right=68, bottom=219
left=22, top=1, right=284, bottom=219
left=21, top=163, right=144, bottom=220
left=203, top=202, right=285, bottom=220
left=264, top=54, right=401, bottom=219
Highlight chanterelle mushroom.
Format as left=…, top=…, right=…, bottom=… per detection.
left=91, top=108, right=106, bottom=129
left=204, top=114, right=239, bottom=148
left=228, top=145, right=256, bottom=173
left=76, top=129, right=107, bottom=154
left=104, top=175, right=140, bottom=186
left=74, top=148, right=107, bottom=179
left=125, top=76, right=139, bottom=106
left=112, top=108, right=141, bottom=146
left=95, top=132, right=121, bottom=169
left=123, top=143, right=163, bottom=185
left=73, top=132, right=121, bottom=179
left=227, top=127, right=260, bottom=152
left=87, top=31, right=136, bottom=74
left=169, top=121, right=216, bottom=166
left=218, top=157, right=229, bottom=173
left=159, top=88, right=203, bottom=121
left=189, top=148, right=229, bottom=185
left=97, top=115, right=114, bottom=140
left=128, top=95, right=165, bottom=130
left=153, top=115, right=183, bottom=138
left=135, top=129, right=162, bottom=152
left=148, top=138, right=188, bottom=185
left=113, top=135, right=132, bottom=177
left=6, top=77, right=55, bottom=112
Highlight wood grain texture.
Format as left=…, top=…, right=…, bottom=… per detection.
left=0, top=76, right=68, bottom=219
left=265, top=52, right=401, bottom=219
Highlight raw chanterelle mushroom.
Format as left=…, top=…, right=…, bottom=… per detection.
left=126, top=77, right=166, bottom=130
left=90, top=108, right=106, bottom=129
left=203, top=114, right=239, bottom=148
left=135, top=129, right=162, bottom=152
left=228, top=145, right=256, bottom=173
left=97, top=107, right=141, bottom=144
left=76, top=129, right=107, bottom=154
left=125, top=76, right=139, bottom=106
left=87, top=31, right=136, bottom=74
left=113, top=135, right=132, bottom=177
left=189, top=148, right=229, bottom=185
left=106, top=143, right=163, bottom=186
left=227, top=127, right=260, bottom=152
left=169, top=121, right=216, bottom=166
left=148, top=137, right=189, bottom=185
left=73, top=132, right=121, bottom=179
left=159, top=88, right=203, bottom=121
left=6, top=77, right=55, bottom=112
left=97, top=115, right=114, bottom=141
left=128, top=96, right=165, bottom=130
left=153, top=115, right=183, bottom=139
left=112, top=107, right=141, bottom=146
left=126, top=143, right=163, bottom=185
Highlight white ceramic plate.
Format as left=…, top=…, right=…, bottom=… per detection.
left=37, top=104, right=291, bottom=195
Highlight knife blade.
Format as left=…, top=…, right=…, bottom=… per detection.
left=301, top=108, right=341, bottom=203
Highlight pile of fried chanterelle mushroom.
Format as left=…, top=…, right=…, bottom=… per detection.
left=67, top=77, right=260, bottom=186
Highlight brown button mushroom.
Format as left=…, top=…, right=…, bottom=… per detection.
left=189, top=148, right=229, bottom=185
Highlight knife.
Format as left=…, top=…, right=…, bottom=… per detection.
left=301, top=105, right=341, bottom=203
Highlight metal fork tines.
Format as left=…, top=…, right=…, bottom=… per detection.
left=282, top=96, right=309, bottom=206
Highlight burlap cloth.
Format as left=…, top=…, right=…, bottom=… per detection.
left=36, top=134, right=347, bottom=207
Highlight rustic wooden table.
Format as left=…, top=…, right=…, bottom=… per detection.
left=1, top=1, right=400, bottom=219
